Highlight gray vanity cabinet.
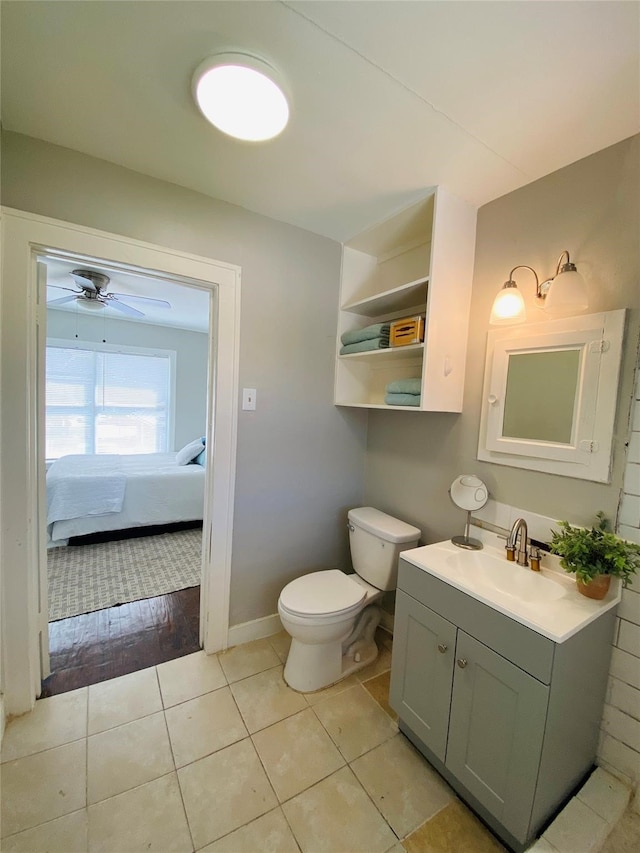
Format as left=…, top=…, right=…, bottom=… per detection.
left=390, top=557, right=616, bottom=852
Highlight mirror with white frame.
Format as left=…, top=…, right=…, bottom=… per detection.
left=477, top=309, right=626, bottom=483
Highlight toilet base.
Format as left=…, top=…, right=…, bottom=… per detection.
left=283, top=637, right=379, bottom=693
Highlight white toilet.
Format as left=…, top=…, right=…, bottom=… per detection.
left=278, top=507, right=420, bottom=692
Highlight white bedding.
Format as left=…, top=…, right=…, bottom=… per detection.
left=47, top=452, right=205, bottom=544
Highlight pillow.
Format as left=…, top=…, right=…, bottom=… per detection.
left=176, top=438, right=205, bottom=466
left=193, top=448, right=206, bottom=467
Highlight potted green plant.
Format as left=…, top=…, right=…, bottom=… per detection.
left=550, top=511, right=640, bottom=599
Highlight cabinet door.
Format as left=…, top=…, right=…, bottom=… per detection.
left=390, top=590, right=456, bottom=761
left=446, top=631, right=549, bottom=843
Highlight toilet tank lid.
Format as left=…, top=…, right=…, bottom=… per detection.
left=348, top=507, right=421, bottom=544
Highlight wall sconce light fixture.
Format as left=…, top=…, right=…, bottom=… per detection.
left=489, top=251, right=588, bottom=325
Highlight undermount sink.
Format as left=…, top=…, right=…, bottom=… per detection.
left=401, top=534, right=621, bottom=642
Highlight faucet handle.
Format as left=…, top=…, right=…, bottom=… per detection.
left=529, top=546, right=542, bottom=572
left=505, top=544, right=516, bottom=562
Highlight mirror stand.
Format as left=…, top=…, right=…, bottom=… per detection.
left=452, top=510, right=483, bottom=550
left=449, top=474, right=488, bottom=551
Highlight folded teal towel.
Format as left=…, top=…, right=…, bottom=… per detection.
left=386, top=378, right=422, bottom=395
left=340, top=338, right=390, bottom=355
left=385, top=392, right=421, bottom=407
left=341, top=323, right=390, bottom=346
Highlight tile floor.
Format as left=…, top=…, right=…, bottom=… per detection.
left=0, top=630, right=507, bottom=853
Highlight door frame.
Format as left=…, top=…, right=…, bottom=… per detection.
left=0, top=208, right=241, bottom=715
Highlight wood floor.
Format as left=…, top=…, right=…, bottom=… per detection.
left=41, top=586, right=201, bottom=698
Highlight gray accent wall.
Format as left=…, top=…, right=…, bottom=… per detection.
left=46, top=310, right=209, bottom=451
left=2, top=131, right=367, bottom=626
left=364, top=135, right=640, bottom=540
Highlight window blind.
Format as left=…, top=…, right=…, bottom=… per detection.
left=46, top=344, right=173, bottom=458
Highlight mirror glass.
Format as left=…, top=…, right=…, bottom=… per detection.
left=502, top=349, right=580, bottom=443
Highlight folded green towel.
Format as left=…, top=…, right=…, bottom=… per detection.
left=385, top=378, right=422, bottom=395
left=385, top=392, right=421, bottom=407
left=341, top=323, right=390, bottom=346
left=340, top=338, right=390, bottom=354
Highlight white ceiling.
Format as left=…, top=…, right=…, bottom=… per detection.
left=2, top=1, right=639, bottom=245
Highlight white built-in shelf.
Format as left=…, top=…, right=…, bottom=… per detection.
left=335, top=402, right=424, bottom=410
left=342, top=277, right=428, bottom=318
left=334, top=188, right=477, bottom=413
left=339, top=343, right=424, bottom=363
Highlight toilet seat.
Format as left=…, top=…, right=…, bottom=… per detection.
left=279, top=569, right=366, bottom=617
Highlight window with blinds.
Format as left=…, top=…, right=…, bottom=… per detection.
left=46, top=341, right=175, bottom=459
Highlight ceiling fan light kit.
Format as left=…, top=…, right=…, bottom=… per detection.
left=47, top=268, right=171, bottom=319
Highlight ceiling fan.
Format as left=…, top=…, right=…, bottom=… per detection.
left=47, top=269, right=171, bottom=318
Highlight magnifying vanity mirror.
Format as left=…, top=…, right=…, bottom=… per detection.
left=449, top=475, right=488, bottom=550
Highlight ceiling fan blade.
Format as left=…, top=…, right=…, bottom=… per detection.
left=108, top=298, right=145, bottom=318
left=70, top=272, right=98, bottom=291
left=48, top=285, right=79, bottom=293
left=110, top=292, right=171, bottom=309
left=47, top=295, right=79, bottom=307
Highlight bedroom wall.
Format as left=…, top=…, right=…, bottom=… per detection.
left=46, top=310, right=209, bottom=451
left=1, top=131, right=367, bottom=627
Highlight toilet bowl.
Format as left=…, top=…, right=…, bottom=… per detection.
left=278, top=507, right=420, bottom=693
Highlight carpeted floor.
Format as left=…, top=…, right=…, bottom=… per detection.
left=47, top=528, right=202, bottom=621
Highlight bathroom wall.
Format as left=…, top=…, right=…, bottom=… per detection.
left=364, top=135, right=640, bottom=788
left=1, top=131, right=368, bottom=626
left=364, top=135, right=640, bottom=539
left=599, top=364, right=640, bottom=785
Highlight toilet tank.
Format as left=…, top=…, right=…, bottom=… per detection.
left=348, top=507, right=421, bottom=591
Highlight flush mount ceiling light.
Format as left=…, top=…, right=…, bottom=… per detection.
left=489, top=251, right=588, bottom=325
left=192, top=53, right=289, bottom=141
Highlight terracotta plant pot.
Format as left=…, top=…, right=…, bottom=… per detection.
left=576, top=574, right=611, bottom=600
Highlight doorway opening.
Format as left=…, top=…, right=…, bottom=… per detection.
left=2, top=210, right=239, bottom=716
left=40, top=254, right=213, bottom=695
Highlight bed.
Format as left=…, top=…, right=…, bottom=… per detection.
left=46, top=452, right=205, bottom=545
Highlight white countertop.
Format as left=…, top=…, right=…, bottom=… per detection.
left=400, top=532, right=621, bottom=643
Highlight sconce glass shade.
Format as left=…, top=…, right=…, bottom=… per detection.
left=543, top=268, right=588, bottom=314
left=192, top=53, right=289, bottom=141
left=489, top=283, right=526, bottom=325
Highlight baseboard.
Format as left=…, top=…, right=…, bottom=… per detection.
left=227, top=609, right=393, bottom=650
left=228, top=613, right=283, bottom=647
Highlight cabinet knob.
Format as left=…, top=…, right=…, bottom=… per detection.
left=456, top=658, right=468, bottom=669
left=437, top=643, right=448, bottom=654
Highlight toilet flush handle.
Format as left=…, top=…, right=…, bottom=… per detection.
left=348, top=522, right=355, bottom=532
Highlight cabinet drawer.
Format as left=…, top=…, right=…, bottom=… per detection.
left=398, top=559, right=554, bottom=684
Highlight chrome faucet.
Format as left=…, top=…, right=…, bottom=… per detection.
left=506, top=518, right=529, bottom=567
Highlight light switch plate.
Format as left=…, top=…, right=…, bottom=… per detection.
left=242, top=388, right=257, bottom=411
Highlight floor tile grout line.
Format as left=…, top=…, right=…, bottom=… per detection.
left=196, top=804, right=302, bottom=853
left=0, top=805, right=90, bottom=844
left=0, top=728, right=89, bottom=766
left=170, top=726, right=198, bottom=852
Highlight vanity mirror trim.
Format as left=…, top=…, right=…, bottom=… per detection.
left=478, top=309, right=626, bottom=483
